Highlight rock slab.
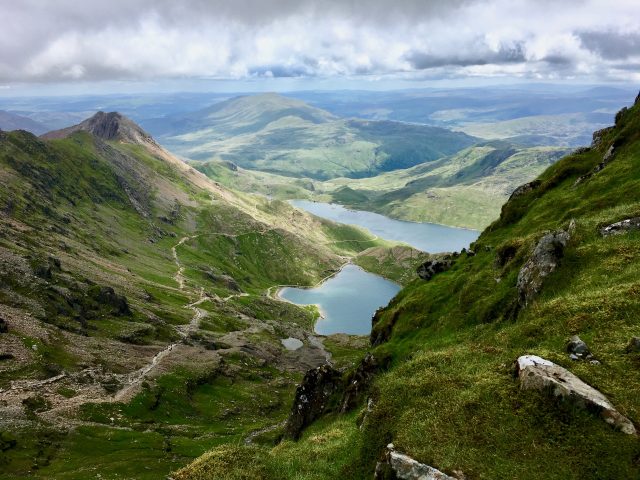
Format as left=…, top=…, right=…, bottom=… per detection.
left=375, top=444, right=455, bottom=480
left=600, top=217, right=640, bottom=237
left=516, top=355, right=636, bottom=435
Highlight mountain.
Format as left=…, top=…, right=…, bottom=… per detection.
left=0, top=110, right=48, bottom=135
left=143, top=93, right=477, bottom=180
left=0, top=112, right=421, bottom=478
left=175, top=95, right=640, bottom=479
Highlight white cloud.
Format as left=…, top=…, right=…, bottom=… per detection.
left=0, top=0, right=638, bottom=84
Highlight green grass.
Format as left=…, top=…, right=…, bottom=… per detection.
left=176, top=98, right=640, bottom=479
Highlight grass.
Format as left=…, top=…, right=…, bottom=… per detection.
left=176, top=97, right=640, bottom=478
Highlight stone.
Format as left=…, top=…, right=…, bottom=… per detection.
left=374, top=444, right=456, bottom=480
left=625, top=337, right=640, bottom=353
left=417, top=256, right=454, bottom=281
left=566, top=335, right=593, bottom=360
left=516, top=355, right=636, bottom=435
left=591, top=126, right=614, bottom=148
left=283, top=364, right=342, bottom=440
left=0, top=317, right=7, bottom=333
left=341, top=352, right=383, bottom=412
left=517, top=230, right=570, bottom=307
left=600, top=217, right=640, bottom=237
left=636, top=91, right=640, bottom=106
left=508, top=180, right=541, bottom=201
left=89, top=286, right=131, bottom=316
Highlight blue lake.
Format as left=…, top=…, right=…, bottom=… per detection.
left=279, top=264, right=401, bottom=335
left=282, top=201, right=479, bottom=335
left=289, top=200, right=479, bottom=253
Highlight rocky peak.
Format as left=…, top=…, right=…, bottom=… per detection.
left=41, top=111, right=158, bottom=147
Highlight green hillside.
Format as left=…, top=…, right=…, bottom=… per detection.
left=175, top=96, right=640, bottom=479
left=194, top=142, right=570, bottom=229
left=147, top=93, right=476, bottom=180
left=0, top=114, right=423, bottom=479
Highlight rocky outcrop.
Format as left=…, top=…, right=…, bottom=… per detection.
left=374, top=444, right=456, bottom=480
left=417, top=256, right=454, bottom=281
left=88, top=286, right=131, bottom=316
left=341, top=353, right=383, bottom=412
left=575, top=140, right=621, bottom=186
left=0, top=317, right=7, bottom=333
left=283, top=364, right=342, bottom=440
left=517, top=230, right=570, bottom=307
left=508, top=180, right=541, bottom=201
left=566, top=335, right=594, bottom=361
left=600, top=217, right=640, bottom=237
left=625, top=337, right=640, bottom=353
left=370, top=310, right=399, bottom=347
left=516, top=355, right=636, bottom=435
left=591, top=127, right=614, bottom=148
left=636, top=91, right=640, bottom=106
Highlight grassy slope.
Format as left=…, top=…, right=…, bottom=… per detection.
left=0, top=128, right=389, bottom=478
left=176, top=100, right=640, bottom=479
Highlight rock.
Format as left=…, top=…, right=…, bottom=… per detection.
left=417, top=256, right=453, bottom=281
left=374, top=444, right=456, bottom=480
left=508, top=180, right=541, bottom=201
left=283, top=364, right=342, bottom=440
left=0, top=317, right=7, bottom=333
left=573, top=146, right=591, bottom=155
left=615, top=107, right=628, bottom=125
left=600, top=217, right=640, bottom=237
left=636, top=91, right=640, bottom=106
left=566, top=335, right=593, bottom=361
left=591, top=126, right=614, bottom=148
left=516, top=355, right=636, bottom=435
left=517, top=230, right=570, bottom=307
left=370, top=309, right=399, bottom=347
left=625, top=337, right=640, bottom=353
left=89, top=286, right=131, bottom=316
left=341, top=352, right=383, bottom=412
left=206, top=271, right=241, bottom=292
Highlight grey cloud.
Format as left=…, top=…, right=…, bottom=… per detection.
left=406, top=43, right=526, bottom=69
left=578, top=30, right=640, bottom=59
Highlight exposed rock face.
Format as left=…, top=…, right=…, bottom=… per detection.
left=566, top=335, right=593, bottom=361
left=625, top=337, right=640, bottom=353
left=371, top=310, right=399, bottom=347
left=591, top=127, right=614, bottom=148
left=600, top=217, right=640, bottom=237
left=517, top=230, right=570, bottom=307
left=417, top=256, right=454, bottom=281
left=283, top=364, right=342, bottom=440
left=374, top=444, right=456, bottom=480
left=341, top=352, right=382, bottom=412
left=88, top=286, right=131, bottom=316
left=509, top=179, right=541, bottom=201
left=516, top=355, right=636, bottom=435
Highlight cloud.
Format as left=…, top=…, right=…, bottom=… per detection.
left=0, top=0, right=638, bottom=84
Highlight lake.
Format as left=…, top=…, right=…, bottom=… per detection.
left=289, top=200, right=479, bottom=253
left=279, top=264, right=401, bottom=335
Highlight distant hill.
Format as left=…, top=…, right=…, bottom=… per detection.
left=143, top=93, right=477, bottom=180
left=0, top=110, right=48, bottom=135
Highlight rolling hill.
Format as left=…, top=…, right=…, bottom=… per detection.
left=143, top=93, right=477, bottom=180
left=0, top=110, right=48, bottom=135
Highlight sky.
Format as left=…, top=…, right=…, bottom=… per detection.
left=0, top=0, right=639, bottom=95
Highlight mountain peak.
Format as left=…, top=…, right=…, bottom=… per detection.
left=41, top=111, right=156, bottom=146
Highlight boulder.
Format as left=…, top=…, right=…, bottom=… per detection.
left=0, top=317, right=7, bottom=333
left=600, top=217, right=640, bottom=237
left=417, top=256, right=454, bottom=281
left=508, top=180, right=541, bottom=201
left=283, top=364, right=342, bottom=440
left=625, top=337, right=640, bottom=353
left=517, top=230, right=570, bottom=307
left=516, top=355, right=636, bottom=435
left=566, top=335, right=593, bottom=361
left=374, top=444, right=456, bottom=480
left=591, top=126, right=614, bottom=148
